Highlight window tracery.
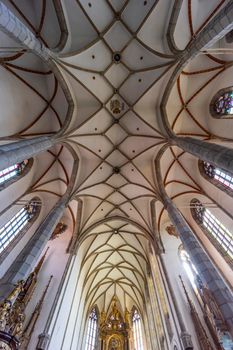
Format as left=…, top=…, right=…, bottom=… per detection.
left=85, top=307, right=98, bottom=350
left=132, top=309, right=144, bottom=350
left=0, top=199, right=40, bottom=255
left=191, top=199, right=233, bottom=267
left=200, top=161, right=233, bottom=196
left=0, top=159, right=32, bottom=191
left=210, top=88, right=233, bottom=117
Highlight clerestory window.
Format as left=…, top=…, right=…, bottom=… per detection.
left=0, top=159, right=32, bottom=191
left=0, top=199, right=40, bottom=255
left=179, top=246, right=198, bottom=290
left=85, top=307, right=98, bottom=350
left=191, top=199, right=233, bottom=268
left=210, top=88, right=233, bottom=118
left=132, top=309, right=144, bottom=350
left=199, top=160, right=233, bottom=196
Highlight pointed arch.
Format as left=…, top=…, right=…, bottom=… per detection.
left=85, top=306, right=99, bottom=350
left=190, top=198, right=233, bottom=268
left=199, top=160, right=233, bottom=198
left=132, top=307, right=145, bottom=350
left=0, top=197, right=41, bottom=260
left=0, top=159, right=33, bottom=191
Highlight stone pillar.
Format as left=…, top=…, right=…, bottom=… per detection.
left=163, top=197, right=233, bottom=337
left=189, top=1, right=233, bottom=51
left=161, top=2, right=233, bottom=137
left=181, top=1, right=233, bottom=64
left=0, top=194, right=69, bottom=300
left=0, top=136, right=57, bottom=172
left=0, top=2, right=49, bottom=60
left=173, top=136, right=233, bottom=174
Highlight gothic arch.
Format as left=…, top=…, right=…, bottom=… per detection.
left=0, top=196, right=41, bottom=264
left=84, top=306, right=99, bottom=350
left=0, top=158, right=33, bottom=192
left=190, top=198, right=233, bottom=269
left=198, top=160, right=233, bottom=198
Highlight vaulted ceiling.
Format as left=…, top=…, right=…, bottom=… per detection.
left=0, top=0, right=232, bottom=312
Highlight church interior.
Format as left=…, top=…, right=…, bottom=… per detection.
left=0, top=1, right=233, bottom=349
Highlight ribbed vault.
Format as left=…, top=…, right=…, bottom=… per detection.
left=0, top=0, right=233, bottom=325
left=79, top=219, right=149, bottom=315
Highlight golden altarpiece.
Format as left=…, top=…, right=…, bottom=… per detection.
left=99, top=297, right=131, bottom=350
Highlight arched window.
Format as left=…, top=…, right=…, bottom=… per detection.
left=210, top=88, right=233, bottom=117
left=179, top=247, right=198, bottom=290
left=85, top=307, right=98, bottom=350
left=0, top=159, right=33, bottom=191
left=191, top=199, right=233, bottom=267
left=199, top=160, right=233, bottom=196
left=132, top=309, right=144, bottom=350
left=0, top=198, right=40, bottom=255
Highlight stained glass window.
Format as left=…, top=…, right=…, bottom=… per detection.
left=132, top=309, right=144, bottom=350
left=191, top=199, right=233, bottom=260
left=200, top=161, right=233, bottom=197
left=205, top=163, right=233, bottom=189
left=214, top=91, right=233, bottom=115
left=85, top=308, right=98, bottom=350
left=0, top=160, right=29, bottom=186
left=202, top=162, right=215, bottom=179
left=0, top=200, right=39, bottom=254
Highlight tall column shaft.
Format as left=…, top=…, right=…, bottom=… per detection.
left=0, top=136, right=57, bottom=172
left=163, top=197, right=233, bottom=337
left=173, top=136, right=233, bottom=174
left=0, top=194, right=68, bottom=300
left=184, top=1, right=233, bottom=57
left=0, top=2, right=49, bottom=60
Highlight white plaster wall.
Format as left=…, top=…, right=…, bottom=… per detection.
left=25, top=227, right=72, bottom=350
left=161, top=226, right=216, bottom=350
left=47, top=252, right=83, bottom=350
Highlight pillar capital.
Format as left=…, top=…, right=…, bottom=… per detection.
left=180, top=331, right=193, bottom=350
left=36, top=332, right=50, bottom=350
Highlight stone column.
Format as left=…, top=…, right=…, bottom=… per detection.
left=184, top=1, right=233, bottom=58
left=173, top=136, right=233, bottom=174
left=163, top=196, right=233, bottom=337
left=0, top=1, right=49, bottom=60
left=0, top=194, right=69, bottom=300
left=0, top=136, right=57, bottom=172
left=161, top=2, right=233, bottom=137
